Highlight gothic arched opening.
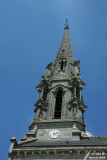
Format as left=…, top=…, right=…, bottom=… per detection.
left=54, top=90, right=62, bottom=119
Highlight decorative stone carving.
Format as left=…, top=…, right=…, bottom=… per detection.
left=46, top=62, right=53, bottom=70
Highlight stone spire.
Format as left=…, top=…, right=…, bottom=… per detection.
left=31, top=23, right=87, bottom=132
left=50, top=23, right=74, bottom=81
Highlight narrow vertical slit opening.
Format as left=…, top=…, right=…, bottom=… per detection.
left=61, top=61, right=63, bottom=71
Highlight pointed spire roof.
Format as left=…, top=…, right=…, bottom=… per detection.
left=50, top=23, right=74, bottom=81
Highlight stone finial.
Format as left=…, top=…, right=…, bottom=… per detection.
left=9, top=137, right=17, bottom=156
left=46, top=62, right=53, bottom=70
left=10, top=136, right=17, bottom=143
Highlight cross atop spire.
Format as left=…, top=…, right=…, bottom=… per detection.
left=64, top=18, right=69, bottom=30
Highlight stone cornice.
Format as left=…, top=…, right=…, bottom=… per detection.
left=29, top=119, right=85, bottom=130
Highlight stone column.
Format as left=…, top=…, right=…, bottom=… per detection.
left=38, top=89, right=42, bottom=100
left=74, top=86, right=76, bottom=96
left=61, top=91, right=66, bottom=119
left=51, top=91, right=56, bottom=120
left=82, top=112, right=84, bottom=123
left=79, top=90, right=81, bottom=100
left=50, top=92, right=53, bottom=117
left=36, top=108, right=40, bottom=120
left=73, top=106, right=76, bottom=116
left=41, top=89, right=43, bottom=97
left=79, top=85, right=83, bottom=100
left=53, top=93, right=56, bottom=119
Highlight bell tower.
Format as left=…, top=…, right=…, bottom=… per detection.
left=9, top=21, right=107, bottom=160
left=30, top=20, right=87, bottom=140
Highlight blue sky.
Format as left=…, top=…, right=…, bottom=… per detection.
left=0, top=0, right=107, bottom=159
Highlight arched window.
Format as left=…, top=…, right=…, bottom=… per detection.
left=54, top=90, right=62, bottom=119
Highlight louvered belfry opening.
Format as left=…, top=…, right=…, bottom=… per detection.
left=54, top=90, right=62, bottom=119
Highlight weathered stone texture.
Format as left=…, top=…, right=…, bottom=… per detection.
left=8, top=23, right=107, bottom=160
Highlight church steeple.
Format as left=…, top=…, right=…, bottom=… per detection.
left=8, top=22, right=107, bottom=160
left=20, top=23, right=87, bottom=141
left=30, top=23, right=87, bottom=136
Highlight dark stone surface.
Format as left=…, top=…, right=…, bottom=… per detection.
left=17, top=137, right=107, bottom=148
